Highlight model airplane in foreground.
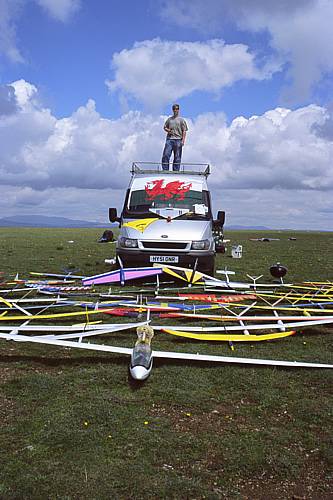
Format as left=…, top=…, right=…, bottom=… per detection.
left=0, top=325, right=332, bottom=381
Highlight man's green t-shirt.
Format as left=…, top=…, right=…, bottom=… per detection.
left=164, top=116, right=188, bottom=140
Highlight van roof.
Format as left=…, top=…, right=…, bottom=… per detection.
left=129, top=163, right=210, bottom=191
left=131, top=162, right=210, bottom=177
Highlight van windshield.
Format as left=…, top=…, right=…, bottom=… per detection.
left=127, top=189, right=211, bottom=219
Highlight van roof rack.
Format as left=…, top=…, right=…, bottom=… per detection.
left=131, top=162, right=211, bottom=176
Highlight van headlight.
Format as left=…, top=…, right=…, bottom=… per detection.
left=191, top=239, right=210, bottom=250
left=119, top=237, right=138, bottom=248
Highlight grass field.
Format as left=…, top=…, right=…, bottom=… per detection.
left=0, top=227, right=332, bottom=499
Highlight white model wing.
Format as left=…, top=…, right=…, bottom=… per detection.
left=151, top=350, right=333, bottom=369
left=0, top=321, right=147, bottom=334
left=0, top=332, right=132, bottom=355
left=0, top=332, right=331, bottom=369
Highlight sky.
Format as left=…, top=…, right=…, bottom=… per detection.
left=0, top=0, right=332, bottom=229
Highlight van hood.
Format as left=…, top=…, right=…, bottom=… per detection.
left=121, top=218, right=211, bottom=241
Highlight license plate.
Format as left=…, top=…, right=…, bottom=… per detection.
left=150, top=255, right=179, bottom=263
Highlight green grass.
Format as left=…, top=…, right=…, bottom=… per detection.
left=0, top=228, right=332, bottom=499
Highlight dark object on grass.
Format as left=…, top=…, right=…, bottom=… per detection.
left=250, top=237, right=280, bottom=242
left=98, top=230, right=114, bottom=243
left=270, top=263, right=288, bottom=279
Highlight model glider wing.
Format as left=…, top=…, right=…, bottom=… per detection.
left=83, top=267, right=162, bottom=286
left=123, top=218, right=159, bottom=233
left=162, top=328, right=296, bottom=341
left=0, top=332, right=332, bottom=369
left=0, top=332, right=133, bottom=355
left=151, top=349, right=333, bottom=369
left=156, top=264, right=220, bottom=285
left=154, top=317, right=333, bottom=332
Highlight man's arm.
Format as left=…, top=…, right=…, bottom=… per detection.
left=164, top=119, right=171, bottom=134
left=182, top=119, right=188, bottom=145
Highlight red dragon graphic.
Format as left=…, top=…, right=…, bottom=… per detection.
left=145, top=179, right=192, bottom=201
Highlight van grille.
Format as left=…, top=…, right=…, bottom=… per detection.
left=141, top=241, right=188, bottom=250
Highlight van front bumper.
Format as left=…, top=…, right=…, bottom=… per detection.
left=117, top=249, right=215, bottom=271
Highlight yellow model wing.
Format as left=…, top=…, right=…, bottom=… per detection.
left=163, top=328, right=296, bottom=342
left=123, top=218, right=159, bottom=233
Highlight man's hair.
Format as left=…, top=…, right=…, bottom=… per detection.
left=172, top=103, right=180, bottom=109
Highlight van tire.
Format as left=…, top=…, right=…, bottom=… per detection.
left=206, top=265, right=215, bottom=277
left=201, top=259, right=215, bottom=277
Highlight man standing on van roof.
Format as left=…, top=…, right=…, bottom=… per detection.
left=162, top=104, right=188, bottom=171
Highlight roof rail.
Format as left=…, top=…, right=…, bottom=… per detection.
left=131, top=162, right=211, bottom=177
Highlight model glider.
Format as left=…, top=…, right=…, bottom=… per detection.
left=178, top=293, right=257, bottom=303
left=162, top=328, right=296, bottom=342
left=156, top=263, right=223, bottom=287
left=123, top=218, right=159, bottom=233
left=158, top=312, right=333, bottom=322
left=0, top=306, right=131, bottom=321
left=26, top=284, right=90, bottom=293
left=154, top=317, right=333, bottom=332
left=30, top=272, right=86, bottom=279
left=198, top=301, right=333, bottom=314
left=0, top=330, right=332, bottom=382
left=0, top=321, right=147, bottom=334
left=83, top=266, right=163, bottom=286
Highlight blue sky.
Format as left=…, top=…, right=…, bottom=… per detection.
left=2, top=0, right=285, bottom=119
left=0, top=0, right=333, bottom=229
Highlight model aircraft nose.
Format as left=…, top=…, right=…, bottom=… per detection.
left=130, top=365, right=151, bottom=381
left=130, top=366, right=150, bottom=380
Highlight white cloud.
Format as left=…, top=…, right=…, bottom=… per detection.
left=0, top=0, right=80, bottom=63
left=159, top=0, right=312, bottom=34
left=35, top=0, right=80, bottom=22
left=106, top=38, right=278, bottom=110
left=0, top=185, right=121, bottom=222
left=159, top=0, right=333, bottom=103
left=314, top=103, right=333, bottom=140
left=0, top=0, right=24, bottom=62
left=219, top=188, right=333, bottom=230
left=10, top=79, right=38, bottom=107
left=1, top=79, right=332, bottom=229
left=217, top=106, right=333, bottom=190
left=238, top=0, right=333, bottom=104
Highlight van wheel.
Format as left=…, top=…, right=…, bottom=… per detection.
left=206, top=265, right=215, bottom=277
left=201, top=260, right=215, bottom=277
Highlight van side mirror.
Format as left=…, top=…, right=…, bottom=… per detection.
left=109, top=208, right=119, bottom=223
left=217, top=210, right=225, bottom=225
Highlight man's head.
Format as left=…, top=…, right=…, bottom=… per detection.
left=172, top=103, right=180, bottom=117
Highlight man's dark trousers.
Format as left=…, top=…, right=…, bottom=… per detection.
left=162, top=138, right=183, bottom=171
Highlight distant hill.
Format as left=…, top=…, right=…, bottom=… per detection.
left=0, top=215, right=111, bottom=228
left=226, top=225, right=271, bottom=230
left=0, top=216, right=270, bottom=230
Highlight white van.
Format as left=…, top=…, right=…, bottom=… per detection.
left=109, top=163, right=225, bottom=275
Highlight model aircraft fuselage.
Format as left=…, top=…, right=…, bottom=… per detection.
left=129, top=342, right=153, bottom=380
